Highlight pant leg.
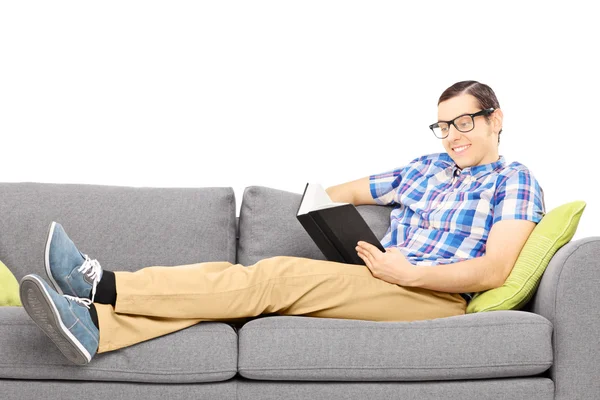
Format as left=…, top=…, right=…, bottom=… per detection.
left=96, top=256, right=466, bottom=353
left=94, top=304, right=251, bottom=353
left=95, top=261, right=249, bottom=353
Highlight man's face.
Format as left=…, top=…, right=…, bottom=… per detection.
left=437, top=94, right=502, bottom=169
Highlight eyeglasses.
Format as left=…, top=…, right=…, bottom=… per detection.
left=429, top=108, right=495, bottom=139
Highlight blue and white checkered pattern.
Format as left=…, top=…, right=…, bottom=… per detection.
left=369, top=152, right=546, bottom=300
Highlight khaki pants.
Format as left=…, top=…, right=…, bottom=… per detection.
left=94, top=256, right=466, bottom=353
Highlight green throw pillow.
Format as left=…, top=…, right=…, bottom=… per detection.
left=0, top=260, right=22, bottom=306
left=467, top=200, right=586, bottom=313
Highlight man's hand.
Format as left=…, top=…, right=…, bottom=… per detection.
left=356, top=241, right=418, bottom=286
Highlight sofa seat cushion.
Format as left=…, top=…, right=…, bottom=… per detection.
left=238, top=310, right=552, bottom=381
left=0, top=307, right=237, bottom=383
left=237, top=378, right=555, bottom=399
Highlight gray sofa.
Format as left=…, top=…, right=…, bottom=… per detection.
left=0, top=182, right=598, bottom=399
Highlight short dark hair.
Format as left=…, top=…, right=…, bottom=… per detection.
left=438, top=80, right=502, bottom=144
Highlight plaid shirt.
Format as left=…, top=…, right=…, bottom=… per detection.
left=369, top=152, right=546, bottom=300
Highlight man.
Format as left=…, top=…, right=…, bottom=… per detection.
left=19, top=80, right=545, bottom=366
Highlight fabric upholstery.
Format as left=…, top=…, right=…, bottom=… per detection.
left=237, top=378, right=553, bottom=399
left=0, top=182, right=237, bottom=281
left=0, top=307, right=237, bottom=383
left=0, top=379, right=237, bottom=399
left=0, top=377, right=554, bottom=400
left=238, top=311, right=552, bottom=381
left=527, top=236, right=600, bottom=399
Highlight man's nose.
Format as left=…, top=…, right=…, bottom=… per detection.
left=447, top=124, right=462, bottom=140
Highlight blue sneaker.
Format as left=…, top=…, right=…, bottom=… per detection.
left=20, top=274, right=99, bottom=365
left=45, top=221, right=103, bottom=302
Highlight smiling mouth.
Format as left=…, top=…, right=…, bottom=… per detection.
left=453, top=145, right=471, bottom=154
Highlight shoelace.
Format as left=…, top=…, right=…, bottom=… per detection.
left=77, top=254, right=103, bottom=303
left=65, top=295, right=92, bottom=309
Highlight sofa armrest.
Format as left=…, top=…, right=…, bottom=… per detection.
left=526, top=236, right=600, bottom=400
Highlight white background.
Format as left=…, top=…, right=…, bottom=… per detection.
left=1, top=1, right=597, bottom=241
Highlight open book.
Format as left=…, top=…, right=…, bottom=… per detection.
left=296, top=182, right=386, bottom=266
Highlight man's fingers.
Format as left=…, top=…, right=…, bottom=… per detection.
left=361, top=255, right=373, bottom=271
left=358, top=241, right=374, bottom=250
left=359, top=241, right=383, bottom=259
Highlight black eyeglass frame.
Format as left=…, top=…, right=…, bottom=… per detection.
left=429, top=108, right=495, bottom=139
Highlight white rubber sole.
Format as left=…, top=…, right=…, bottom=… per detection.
left=44, top=221, right=64, bottom=295
left=20, top=275, right=92, bottom=365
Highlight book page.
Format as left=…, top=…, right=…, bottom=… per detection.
left=297, top=183, right=348, bottom=215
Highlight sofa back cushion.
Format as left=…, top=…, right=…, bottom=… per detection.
left=237, top=186, right=394, bottom=265
left=0, top=183, right=237, bottom=280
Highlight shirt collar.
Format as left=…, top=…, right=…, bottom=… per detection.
left=440, top=152, right=506, bottom=179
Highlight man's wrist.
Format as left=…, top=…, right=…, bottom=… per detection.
left=405, top=265, right=423, bottom=288
left=394, top=262, right=422, bottom=288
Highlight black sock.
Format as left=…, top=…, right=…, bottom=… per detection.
left=92, top=270, right=117, bottom=307
left=89, top=303, right=100, bottom=330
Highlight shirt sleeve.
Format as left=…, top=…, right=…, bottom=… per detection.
left=369, top=158, right=418, bottom=206
left=492, top=168, right=546, bottom=225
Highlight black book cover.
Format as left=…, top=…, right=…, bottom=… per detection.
left=296, top=183, right=386, bottom=265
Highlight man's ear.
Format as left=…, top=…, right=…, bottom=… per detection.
left=492, top=108, right=503, bottom=134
